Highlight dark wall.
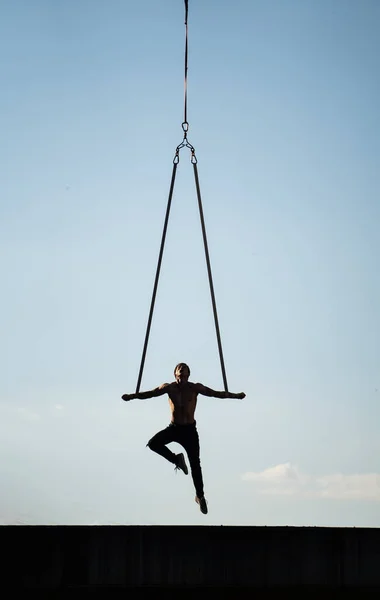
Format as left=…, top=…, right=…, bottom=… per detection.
left=2, top=525, right=380, bottom=589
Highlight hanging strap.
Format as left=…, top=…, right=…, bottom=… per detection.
left=135, top=161, right=178, bottom=395
left=192, top=158, right=228, bottom=392
left=135, top=0, right=228, bottom=393
left=183, top=0, right=189, bottom=128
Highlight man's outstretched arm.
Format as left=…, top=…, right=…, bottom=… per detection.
left=122, top=383, right=171, bottom=401
left=194, top=383, right=245, bottom=400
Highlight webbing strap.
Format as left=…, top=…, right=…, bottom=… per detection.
left=135, top=0, right=228, bottom=393
left=192, top=161, right=228, bottom=392
left=135, top=162, right=178, bottom=395
left=184, top=0, right=189, bottom=127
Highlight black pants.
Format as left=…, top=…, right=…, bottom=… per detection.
left=147, top=422, right=204, bottom=498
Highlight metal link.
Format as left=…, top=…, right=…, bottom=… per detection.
left=176, top=136, right=195, bottom=157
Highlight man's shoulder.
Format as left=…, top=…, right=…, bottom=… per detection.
left=158, top=382, right=173, bottom=391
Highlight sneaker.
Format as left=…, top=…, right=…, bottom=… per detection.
left=174, top=453, right=188, bottom=475
left=195, top=495, right=208, bottom=514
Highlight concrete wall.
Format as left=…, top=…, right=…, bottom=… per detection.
left=2, top=525, right=380, bottom=589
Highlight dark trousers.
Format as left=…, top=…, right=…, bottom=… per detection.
left=147, top=422, right=204, bottom=498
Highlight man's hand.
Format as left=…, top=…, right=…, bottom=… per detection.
left=121, top=394, right=135, bottom=401
left=236, top=392, right=246, bottom=400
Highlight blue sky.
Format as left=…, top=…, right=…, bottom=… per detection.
left=1, top=0, right=379, bottom=526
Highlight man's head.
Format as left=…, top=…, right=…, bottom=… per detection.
left=174, top=362, right=190, bottom=383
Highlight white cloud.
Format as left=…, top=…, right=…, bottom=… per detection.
left=55, top=404, right=63, bottom=410
left=242, top=463, right=380, bottom=501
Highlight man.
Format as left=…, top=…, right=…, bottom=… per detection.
left=122, top=362, right=246, bottom=515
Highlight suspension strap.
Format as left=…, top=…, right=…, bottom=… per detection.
left=135, top=161, right=178, bottom=395
left=183, top=0, right=189, bottom=128
left=135, top=0, right=228, bottom=393
left=192, top=158, right=228, bottom=392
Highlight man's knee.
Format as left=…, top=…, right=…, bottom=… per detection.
left=146, top=436, right=158, bottom=451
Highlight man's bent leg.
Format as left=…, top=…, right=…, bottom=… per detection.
left=147, top=425, right=188, bottom=474
left=146, top=425, right=178, bottom=464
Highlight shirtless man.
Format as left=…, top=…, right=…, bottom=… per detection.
left=122, top=362, right=246, bottom=514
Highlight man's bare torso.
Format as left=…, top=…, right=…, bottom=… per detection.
left=166, top=381, right=198, bottom=425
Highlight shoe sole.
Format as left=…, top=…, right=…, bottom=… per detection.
left=196, top=497, right=208, bottom=515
